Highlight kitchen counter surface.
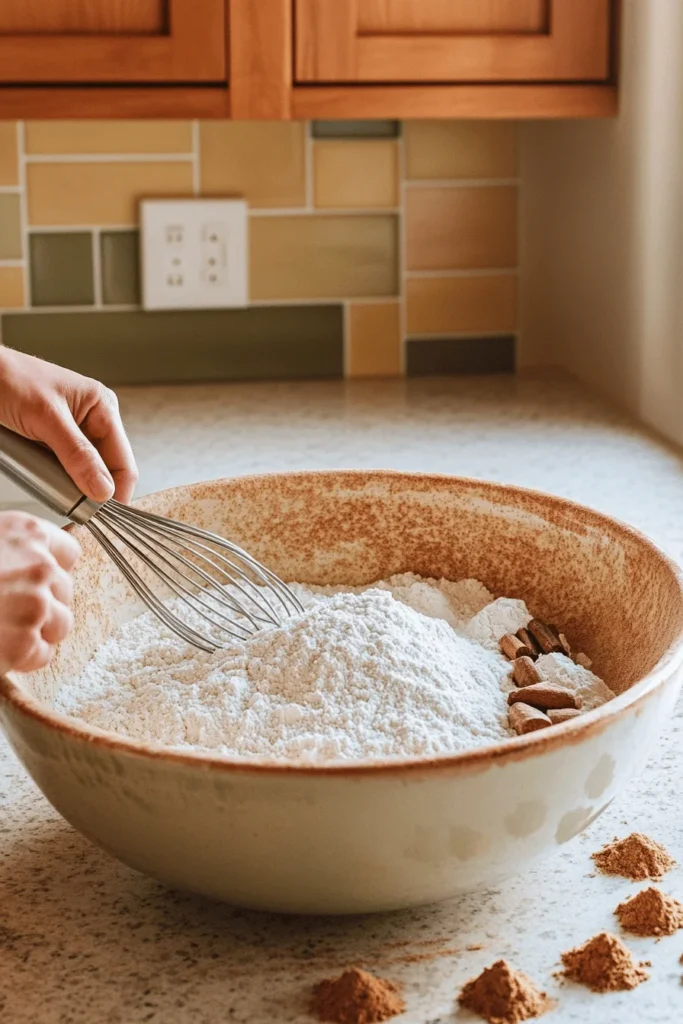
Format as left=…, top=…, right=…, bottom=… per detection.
left=2, top=373, right=683, bottom=1023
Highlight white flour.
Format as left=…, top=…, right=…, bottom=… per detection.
left=55, top=574, right=614, bottom=763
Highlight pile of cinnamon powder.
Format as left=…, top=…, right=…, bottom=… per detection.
left=458, top=959, right=547, bottom=1023
left=615, top=886, right=683, bottom=937
left=592, top=833, right=675, bottom=880
left=310, top=968, right=405, bottom=1024
left=560, top=932, right=649, bottom=992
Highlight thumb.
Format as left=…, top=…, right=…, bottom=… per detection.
left=48, top=417, right=114, bottom=503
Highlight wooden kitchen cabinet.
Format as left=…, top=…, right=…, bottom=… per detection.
left=295, top=0, right=611, bottom=84
left=0, top=0, right=226, bottom=83
left=0, top=0, right=617, bottom=120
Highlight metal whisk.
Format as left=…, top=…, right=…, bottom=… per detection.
left=0, top=425, right=304, bottom=652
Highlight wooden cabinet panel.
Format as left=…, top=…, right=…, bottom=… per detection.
left=296, top=0, right=611, bottom=83
left=0, top=0, right=225, bottom=82
left=357, top=0, right=547, bottom=36
left=0, top=1, right=165, bottom=34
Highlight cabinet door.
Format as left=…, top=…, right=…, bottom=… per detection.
left=296, top=0, right=611, bottom=83
left=0, top=0, right=225, bottom=82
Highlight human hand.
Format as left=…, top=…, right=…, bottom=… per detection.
left=0, top=349, right=138, bottom=504
left=0, top=511, right=80, bottom=673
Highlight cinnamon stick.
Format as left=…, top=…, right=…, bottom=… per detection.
left=548, top=708, right=582, bottom=724
left=516, top=627, right=540, bottom=659
left=528, top=619, right=563, bottom=655
left=508, top=703, right=552, bottom=735
left=508, top=683, right=583, bottom=711
left=500, top=633, right=532, bottom=660
left=512, top=656, right=543, bottom=688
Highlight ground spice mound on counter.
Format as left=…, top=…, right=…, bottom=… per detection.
left=615, top=886, right=683, bottom=937
left=310, top=968, right=405, bottom=1024
left=560, top=932, right=649, bottom=992
left=458, top=959, right=547, bottom=1023
left=592, top=833, right=675, bottom=880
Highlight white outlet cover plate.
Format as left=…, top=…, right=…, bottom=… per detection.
left=140, top=198, right=248, bottom=311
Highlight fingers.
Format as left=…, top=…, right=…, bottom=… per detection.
left=15, top=514, right=80, bottom=572
left=80, top=387, right=138, bottom=504
left=3, top=589, right=71, bottom=672
left=10, top=632, right=54, bottom=674
left=47, top=411, right=115, bottom=503
left=41, top=597, right=73, bottom=645
left=45, top=525, right=81, bottom=572
left=11, top=571, right=73, bottom=643
left=0, top=512, right=78, bottom=674
left=0, top=356, right=137, bottom=504
left=50, top=564, right=74, bottom=607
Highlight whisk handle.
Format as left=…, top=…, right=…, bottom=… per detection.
left=0, top=424, right=101, bottom=524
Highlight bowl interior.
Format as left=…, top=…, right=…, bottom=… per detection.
left=13, top=471, right=683, bottom=712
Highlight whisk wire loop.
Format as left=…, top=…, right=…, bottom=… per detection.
left=86, top=499, right=304, bottom=651
left=93, top=514, right=256, bottom=641
left=117, top=502, right=303, bottom=618
left=104, top=503, right=285, bottom=627
left=86, top=520, right=220, bottom=651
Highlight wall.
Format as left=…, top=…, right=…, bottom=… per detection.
left=520, top=0, right=683, bottom=448
left=0, top=119, right=519, bottom=385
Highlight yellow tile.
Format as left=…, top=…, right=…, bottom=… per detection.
left=27, top=162, right=194, bottom=226
left=250, top=215, right=398, bottom=300
left=0, top=194, right=22, bottom=259
left=406, top=187, right=517, bottom=271
left=405, top=122, right=517, bottom=180
left=200, top=123, right=306, bottom=209
left=25, top=121, right=193, bottom=155
left=314, top=140, right=398, bottom=209
left=0, top=267, right=24, bottom=308
left=348, top=302, right=401, bottom=377
left=406, top=275, right=517, bottom=334
left=0, top=123, right=18, bottom=185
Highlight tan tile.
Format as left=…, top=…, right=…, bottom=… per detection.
left=27, top=162, right=193, bottom=226
left=314, top=140, right=398, bottom=209
left=200, top=123, right=306, bottom=209
left=406, top=187, right=517, bottom=271
left=250, top=215, right=398, bottom=300
left=405, top=121, right=517, bottom=180
left=0, top=123, right=18, bottom=185
left=348, top=302, right=401, bottom=377
left=0, top=194, right=22, bottom=258
left=25, top=121, right=193, bottom=155
left=406, top=275, right=517, bottom=335
left=0, top=267, right=24, bottom=308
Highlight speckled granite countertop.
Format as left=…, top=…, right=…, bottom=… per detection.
left=2, top=374, right=683, bottom=1023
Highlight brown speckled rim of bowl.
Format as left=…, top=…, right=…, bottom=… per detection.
left=1, top=471, right=683, bottom=779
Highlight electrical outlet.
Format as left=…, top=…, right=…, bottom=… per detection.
left=140, top=199, right=248, bottom=311
left=202, top=222, right=228, bottom=287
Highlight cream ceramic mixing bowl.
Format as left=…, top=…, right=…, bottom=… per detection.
left=1, top=472, right=683, bottom=914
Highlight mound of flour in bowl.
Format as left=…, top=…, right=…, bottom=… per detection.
left=55, top=574, right=614, bottom=763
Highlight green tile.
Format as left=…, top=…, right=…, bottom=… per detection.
left=29, top=232, right=94, bottom=307
left=312, top=121, right=400, bottom=139
left=407, top=336, right=515, bottom=376
left=2, top=306, right=343, bottom=384
left=101, top=230, right=140, bottom=306
left=0, top=193, right=22, bottom=259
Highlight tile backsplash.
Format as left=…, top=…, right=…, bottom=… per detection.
left=0, top=119, right=518, bottom=383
